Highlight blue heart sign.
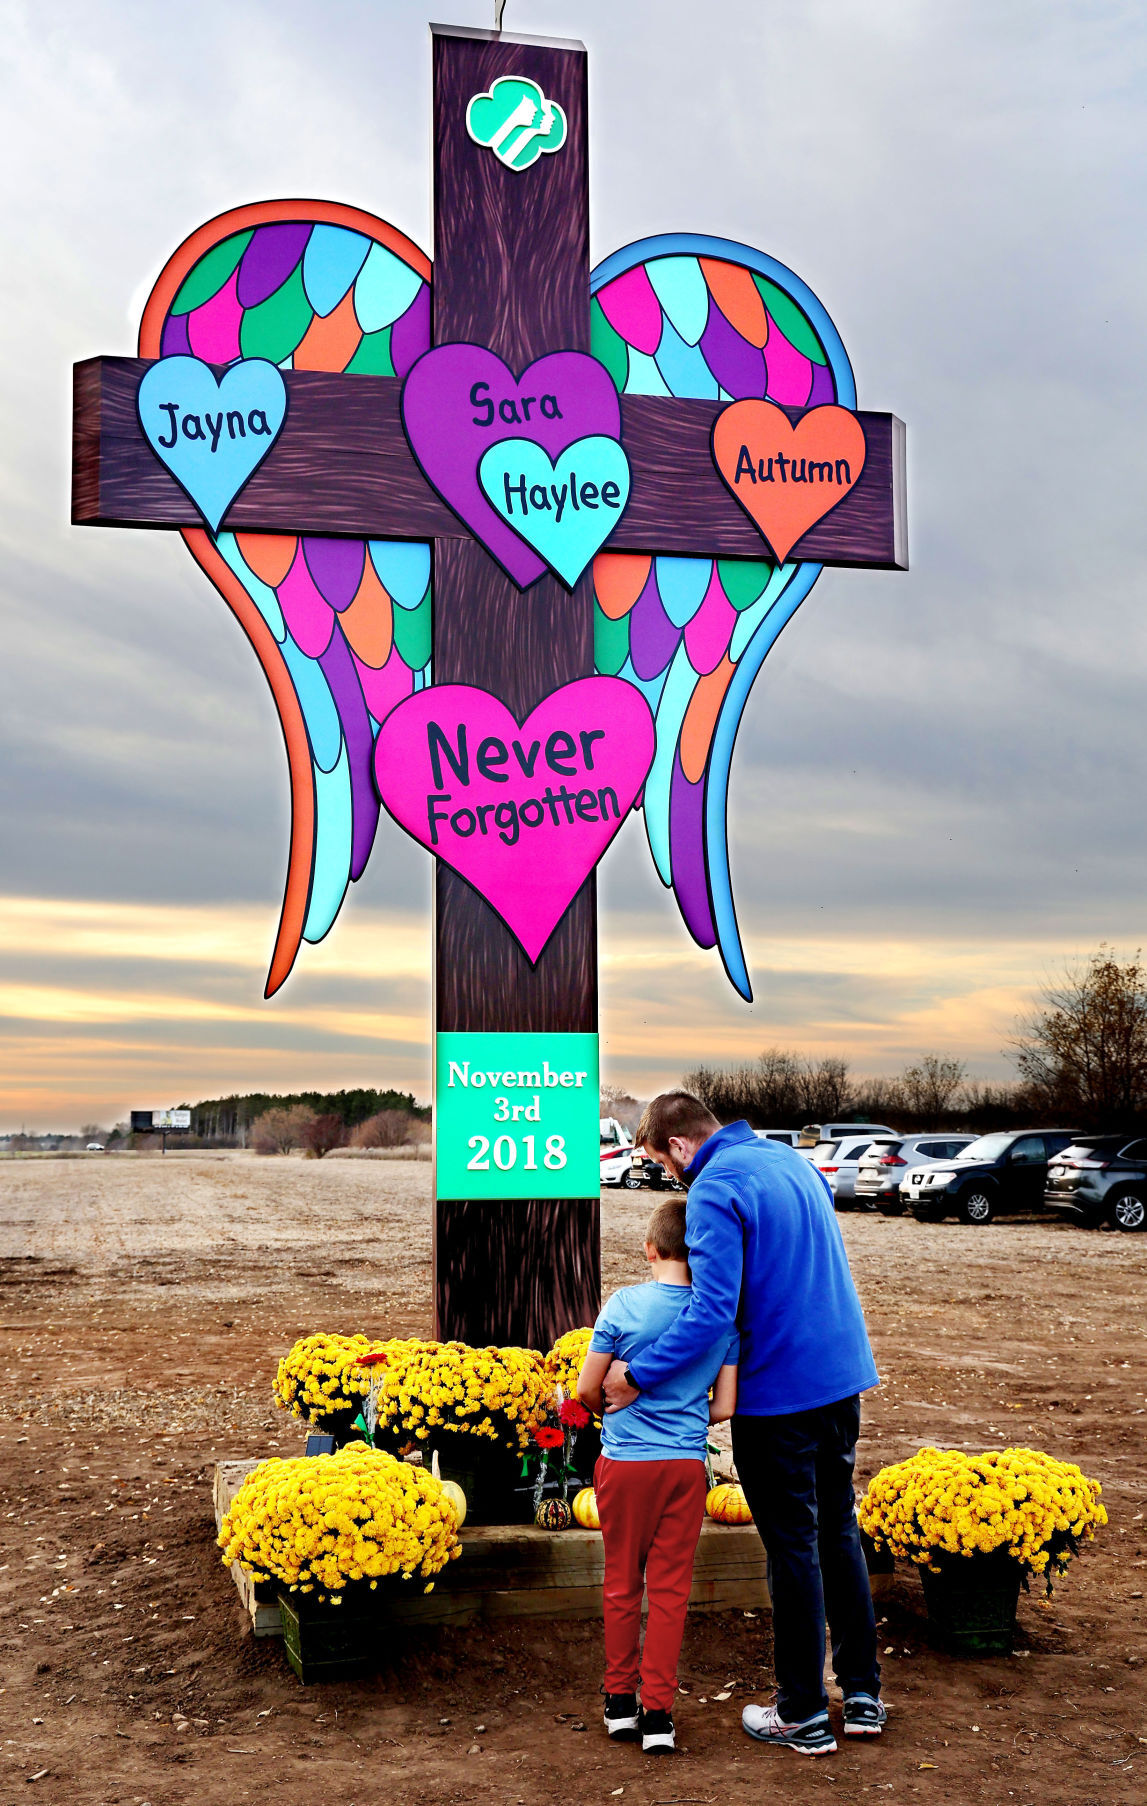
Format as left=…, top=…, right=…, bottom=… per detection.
left=478, top=435, right=631, bottom=588
left=137, top=355, right=288, bottom=534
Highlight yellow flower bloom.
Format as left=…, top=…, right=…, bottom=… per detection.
left=218, top=1446, right=460, bottom=1595
left=272, top=1333, right=422, bottom=1427
left=858, top=1445, right=1105, bottom=1590
left=542, top=1327, right=594, bottom=1404
left=375, top=1341, right=548, bottom=1453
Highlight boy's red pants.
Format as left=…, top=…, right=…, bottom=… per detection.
left=594, top=1453, right=708, bottom=1712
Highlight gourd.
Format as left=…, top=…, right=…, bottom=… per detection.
left=439, top=1479, right=468, bottom=1528
left=535, top=1497, right=572, bottom=1531
left=430, top=1448, right=467, bottom=1527
left=706, top=1482, right=753, bottom=1525
left=572, top=1486, right=601, bottom=1530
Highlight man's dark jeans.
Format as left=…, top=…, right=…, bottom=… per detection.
left=732, top=1395, right=879, bottom=1723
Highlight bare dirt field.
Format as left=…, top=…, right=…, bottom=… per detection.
left=0, top=1151, right=1144, bottom=1806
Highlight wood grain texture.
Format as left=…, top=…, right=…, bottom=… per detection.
left=72, top=357, right=906, bottom=568
left=617, top=398, right=905, bottom=568
left=434, top=1198, right=600, bottom=1347
left=431, top=27, right=599, bottom=1346
left=70, top=357, right=456, bottom=541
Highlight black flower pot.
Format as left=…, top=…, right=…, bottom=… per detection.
left=571, top=1422, right=602, bottom=1484
left=430, top=1432, right=533, bottom=1525
left=918, top=1551, right=1022, bottom=1656
left=278, top=1588, right=380, bottom=1684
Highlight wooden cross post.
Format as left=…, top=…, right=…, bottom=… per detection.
left=429, top=25, right=599, bottom=1348
left=72, top=22, right=906, bottom=1351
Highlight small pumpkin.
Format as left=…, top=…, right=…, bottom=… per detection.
left=571, top=1486, right=601, bottom=1530
left=535, top=1496, right=573, bottom=1531
left=706, top=1482, right=753, bottom=1525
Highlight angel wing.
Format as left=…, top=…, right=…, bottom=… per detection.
left=138, top=203, right=432, bottom=995
left=590, top=234, right=856, bottom=1000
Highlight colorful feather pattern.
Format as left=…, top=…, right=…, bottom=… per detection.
left=138, top=209, right=851, bottom=1004
left=590, top=234, right=855, bottom=999
left=138, top=203, right=432, bottom=996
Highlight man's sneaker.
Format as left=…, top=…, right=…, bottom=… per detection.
left=843, top=1693, right=887, bottom=1737
left=603, top=1692, right=641, bottom=1741
left=641, top=1707, right=675, bottom=1754
left=742, top=1703, right=837, bottom=1756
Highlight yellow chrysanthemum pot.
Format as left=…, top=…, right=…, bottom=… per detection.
left=859, top=1446, right=1107, bottom=1655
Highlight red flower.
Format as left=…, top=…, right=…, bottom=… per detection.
left=533, top=1426, right=564, bottom=1450
left=354, top=1352, right=391, bottom=1367
left=559, top=1398, right=590, bottom=1429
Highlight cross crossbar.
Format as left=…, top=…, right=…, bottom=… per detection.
left=73, top=357, right=907, bottom=569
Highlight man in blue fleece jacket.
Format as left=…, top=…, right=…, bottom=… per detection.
left=602, top=1092, right=884, bottom=1758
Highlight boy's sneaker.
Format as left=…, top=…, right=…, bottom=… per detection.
left=640, top=1707, right=675, bottom=1754
left=602, top=1692, right=641, bottom=1741
left=843, top=1693, right=887, bottom=1737
left=742, top=1703, right=837, bottom=1756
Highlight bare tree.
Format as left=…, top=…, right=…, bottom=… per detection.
left=600, top=1085, right=644, bottom=1133
left=352, top=1109, right=413, bottom=1149
left=850, top=1074, right=907, bottom=1122
left=300, top=1113, right=347, bottom=1158
left=797, top=1057, right=852, bottom=1123
left=1010, top=946, right=1147, bottom=1126
left=899, top=1055, right=967, bottom=1128
left=251, top=1104, right=316, bottom=1155
left=684, top=1047, right=852, bottom=1128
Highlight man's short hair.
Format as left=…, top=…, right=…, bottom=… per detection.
left=637, top=1091, right=720, bottom=1156
left=645, top=1199, right=688, bottom=1261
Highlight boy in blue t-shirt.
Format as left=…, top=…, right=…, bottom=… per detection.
left=578, top=1200, right=738, bottom=1756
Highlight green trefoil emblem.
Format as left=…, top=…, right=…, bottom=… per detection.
left=466, top=76, right=567, bottom=172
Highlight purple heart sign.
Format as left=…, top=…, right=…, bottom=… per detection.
left=401, top=344, right=623, bottom=588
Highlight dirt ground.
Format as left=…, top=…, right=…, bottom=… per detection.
left=0, top=1152, right=1144, bottom=1806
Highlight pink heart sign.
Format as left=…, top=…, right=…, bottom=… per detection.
left=400, top=344, right=623, bottom=587
left=374, top=678, right=655, bottom=962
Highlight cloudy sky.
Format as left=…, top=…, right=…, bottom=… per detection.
left=2, top=0, right=1146, bottom=1129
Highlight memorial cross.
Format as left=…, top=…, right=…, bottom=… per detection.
left=72, top=23, right=906, bottom=1349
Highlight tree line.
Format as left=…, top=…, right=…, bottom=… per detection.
left=161, top=1087, right=429, bottom=1148
left=684, top=947, right=1147, bottom=1135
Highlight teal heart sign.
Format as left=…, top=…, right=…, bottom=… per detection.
left=478, top=435, right=631, bottom=588
left=137, top=355, right=288, bottom=534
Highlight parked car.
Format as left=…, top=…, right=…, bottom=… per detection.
left=599, top=1117, right=632, bottom=1149
left=85, top=1141, right=105, bottom=1152
left=811, top=1122, right=896, bottom=1141
left=600, top=1144, right=635, bottom=1187
left=855, top=1134, right=975, bottom=1212
left=638, top=1152, right=684, bottom=1192
left=786, top=1123, right=897, bottom=1163
left=905, top=1129, right=1077, bottom=1224
left=1045, top=1135, right=1147, bottom=1232
left=755, top=1129, right=803, bottom=1147
left=809, top=1136, right=895, bottom=1206
left=613, top=1147, right=684, bottom=1192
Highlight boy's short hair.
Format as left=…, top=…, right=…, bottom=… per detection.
left=637, top=1090, right=720, bottom=1155
left=645, top=1199, right=688, bottom=1261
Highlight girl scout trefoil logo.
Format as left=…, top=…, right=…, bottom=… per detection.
left=466, top=77, right=567, bottom=171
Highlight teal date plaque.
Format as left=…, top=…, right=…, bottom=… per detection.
left=435, top=1031, right=600, bottom=1201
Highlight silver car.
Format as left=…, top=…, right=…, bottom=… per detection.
left=810, top=1136, right=896, bottom=1206
left=855, top=1134, right=975, bottom=1213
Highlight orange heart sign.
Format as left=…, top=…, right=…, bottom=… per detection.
left=712, top=401, right=867, bottom=563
